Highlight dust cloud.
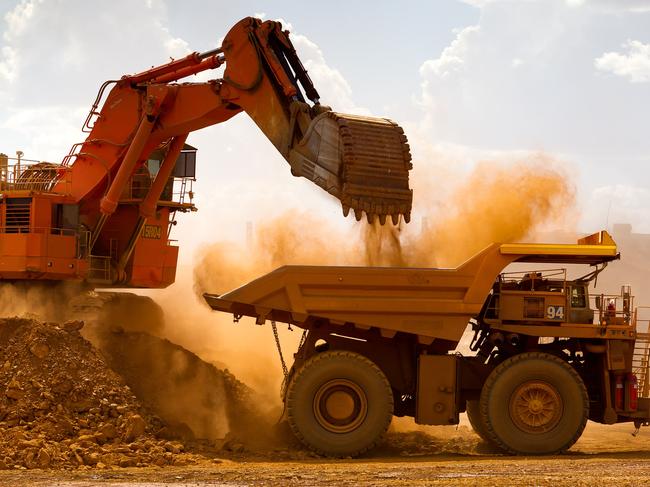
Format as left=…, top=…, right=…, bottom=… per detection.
left=403, top=153, right=576, bottom=267
left=0, top=151, right=578, bottom=445
left=0, top=281, right=84, bottom=322
left=167, top=152, right=576, bottom=418
left=193, top=152, right=576, bottom=295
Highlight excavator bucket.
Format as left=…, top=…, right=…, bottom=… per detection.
left=288, top=112, right=413, bottom=225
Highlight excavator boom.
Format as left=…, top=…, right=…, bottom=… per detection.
left=0, top=17, right=413, bottom=288
left=62, top=17, right=412, bottom=224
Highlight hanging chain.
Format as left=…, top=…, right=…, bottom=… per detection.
left=271, top=320, right=289, bottom=379
left=272, top=323, right=310, bottom=421
left=298, top=329, right=308, bottom=352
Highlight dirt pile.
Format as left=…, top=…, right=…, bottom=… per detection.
left=0, top=317, right=198, bottom=470
left=97, top=329, right=274, bottom=447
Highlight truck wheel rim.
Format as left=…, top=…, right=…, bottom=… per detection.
left=509, top=380, right=563, bottom=434
left=313, top=379, right=368, bottom=433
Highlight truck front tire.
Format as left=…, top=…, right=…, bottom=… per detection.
left=286, top=350, right=393, bottom=457
left=466, top=400, right=497, bottom=446
left=480, top=352, right=588, bottom=455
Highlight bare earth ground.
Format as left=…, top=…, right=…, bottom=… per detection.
left=2, top=422, right=650, bottom=486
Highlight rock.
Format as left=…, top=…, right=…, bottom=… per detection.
left=18, top=439, right=43, bottom=450
left=23, top=451, right=37, bottom=469
left=6, top=378, right=23, bottom=400
left=69, top=399, right=93, bottom=413
left=29, top=341, right=49, bottom=359
left=99, top=423, right=118, bottom=441
left=165, top=441, right=184, bottom=454
left=118, top=456, right=138, bottom=468
left=82, top=452, right=99, bottom=466
left=62, top=320, right=84, bottom=332
left=36, top=448, right=51, bottom=468
left=122, top=414, right=146, bottom=442
left=5, top=388, right=23, bottom=400
left=222, top=439, right=245, bottom=453
left=73, top=451, right=84, bottom=465
left=77, top=434, right=97, bottom=444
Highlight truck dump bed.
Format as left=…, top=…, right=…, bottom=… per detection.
left=204, top=232, right=618, bottom=345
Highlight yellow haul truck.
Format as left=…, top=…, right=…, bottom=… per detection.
left=204, top=231, right=650, bottom=456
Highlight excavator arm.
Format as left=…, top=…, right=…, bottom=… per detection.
left=58, top=17, right=413, bottom=230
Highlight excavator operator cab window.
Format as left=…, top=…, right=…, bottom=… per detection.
left=147, top=158, right=161, bottom=177
left=173, top=145, right=196, bottom=178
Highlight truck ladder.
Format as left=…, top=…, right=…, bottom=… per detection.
left=633, top=307, right=650, bottom=397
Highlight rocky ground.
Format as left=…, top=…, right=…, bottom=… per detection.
left=1, top=426, right=650, bottom=486
left=2, top=316, right=650, bottom=486
left=0, top=317, right=210, bottom=469
left=0, top=316, right=295, bottom=472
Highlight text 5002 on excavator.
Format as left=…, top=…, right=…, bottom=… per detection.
left=206, top=231, right=650, bottom=456
left=0, top=17, right=412, bottom=288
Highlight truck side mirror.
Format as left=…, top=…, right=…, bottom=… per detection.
left=594, top=296, right=601, bottom=309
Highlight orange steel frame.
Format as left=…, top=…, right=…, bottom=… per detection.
left=0, top=17, right=329, bottom=288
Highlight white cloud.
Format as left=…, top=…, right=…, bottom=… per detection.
left=0, top=45, right=17, bottom=82
left=582, top=0, right=650, bottom=12
left=461, top=0, right=650, bottom=12
left=420, top=25, right=479, bottom=79
left=3, top=0, right=41, bottom=40
left=0, top=0, right=193, bottom=159
left=595, top=40, right=650, bottom=83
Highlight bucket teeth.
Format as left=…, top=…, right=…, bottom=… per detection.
left=391, top=214, right=399, bottom=225
left=288, top=110, right=413, bottom=226
left=404, top=212, right=411, bottom=224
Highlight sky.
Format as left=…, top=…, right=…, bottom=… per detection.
left=0, top=0, right=649, bottom=263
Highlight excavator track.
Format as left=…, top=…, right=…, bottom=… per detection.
left=289, top=111, right=413, bottom=225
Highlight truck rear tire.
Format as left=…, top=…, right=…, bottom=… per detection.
left=466, top=400, right=497, bottom=446
left=286, top=350, right=393, bottom=457
left=480, top=352, right=588, bottom=455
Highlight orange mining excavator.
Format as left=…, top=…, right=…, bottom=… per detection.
left=0, top=17, right=412, bottom=288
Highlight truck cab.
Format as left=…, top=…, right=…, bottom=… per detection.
left=481, top=270, right=596, bottom=326
left=480, top=267, right=634, bottom=331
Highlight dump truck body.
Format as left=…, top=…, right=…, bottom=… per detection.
left=205, top=231, right=650, bottom=456
left=205, top=231, right=619, bottom=345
